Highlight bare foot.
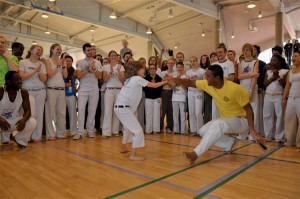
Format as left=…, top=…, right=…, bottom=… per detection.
left=130, top=155, right=145, bottom=161
left=183, top=151, right=198, bottom=164
left=47, top=138, right=56, bottom=141
left=153, top=132, right=158, bottom=135
left=32, top=140, right=39, bottom=143
left=120, top=149, right=129, bottom=153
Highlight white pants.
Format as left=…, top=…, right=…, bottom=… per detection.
left=45, top=89, right=66, bottom=139
left=100, top=91, right=105, bottom=129
left=263, top=94, right=284, bottom=141
left=66, top=95, right=78, bottom=135
left=0, top=117, right=37, bottom=146
left=145, top=98, right=161, bottom=133
left=77, top=89, right=99, bottom=136
left=194, top=117, right=248, bottom=156
left=172, top=101, right=186, bottom=133
left=102, top=89, right=120, bottom=136
left=29, top=89, right=46, bottom=141
left=188, top=90, right=204, bottom=134
left=114, top=107, right=145, bottom=148
left=284, top=97, right=300, bottom=147
left=238, top=89, right=259, bottom=140
left=211, top=99, right=220, bottom=120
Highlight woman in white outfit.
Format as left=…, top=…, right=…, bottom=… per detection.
left=64, top=55, right=78, bottom=137
left=263, top=55, right=287, bottom=142
left=282, top=51, right=300, bottom=148
left=114, top=61, right=167, bottom=160
left=100, top=58, right=109, bottom=131
left=45, top=44, right=68, bottom=140
left=186, top=56, right=206, bottom=136
left=170, top=62, right=187, bottom=134
left=19, top=45, right=47, bottom=142
left=102, top=50, right=125, bottom=138
left=144, top=64, right=163, bottom=134
left=238, top=43, right=259, bottom=140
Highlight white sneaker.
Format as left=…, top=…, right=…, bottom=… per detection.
left=88, top=131, right=95, bottom=138
left=73, top=134, right=82, bottom=140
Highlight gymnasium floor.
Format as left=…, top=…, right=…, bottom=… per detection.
left=0, top=133, right=299, bottom=199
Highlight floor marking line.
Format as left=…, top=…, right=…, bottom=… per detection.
left=193, top=145, right=282, bottom=198
left=103, top=143, right=252, bottom=199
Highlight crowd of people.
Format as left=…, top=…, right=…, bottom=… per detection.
left=0, top=35, right=299, bottom=160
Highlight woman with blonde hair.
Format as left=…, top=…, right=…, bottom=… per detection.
left=102, top=50, right=125, bottom=138
left=19, top=45, right=47, bottom=142
left=186, top=56, right=205, bottom=136
left=114, top=61, right=167, bottom=160
left=45, top=43, right=68, bottom=140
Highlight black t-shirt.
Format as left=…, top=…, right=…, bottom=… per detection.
left=284, top=43, right=293, bottom=55
left=257, top=60, right=266, bottom=89
left=144, top=74, right=162, bottom=99
left=294, top=43, right=300, bottom=53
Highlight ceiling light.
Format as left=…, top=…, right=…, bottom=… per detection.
left=7, top=47, right=12, bottom=51
left=45, top=30, right=51, bottom=34
left=247, top=1, right=256, bottom=9
left=146, top=28, right=152, bottom=35
left=201, top=29, right=205, bottom=37
left=168, top=8, right=174, bottom=19
left=110, top=10, right=117, bottom=19
left=32, top=41, right=37, bottom=45
left=41, top=13, right=48, bottom=18
left=91, top=39, right=95, bottom=46
left=49, top=0, right=55, bottom=2
left=90, top=25, right=96, bottom=32
left=258, top=10, right=262, bottom=18
left=231, top=33, right=235, bottom=39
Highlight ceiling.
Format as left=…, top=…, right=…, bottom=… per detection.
left=0, top=0, right=300, bottom=62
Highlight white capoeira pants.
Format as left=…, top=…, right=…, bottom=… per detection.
left=284, top=97, right=300, bottom=147
left=66, top=95, right=78, bottom=135
left=100, top=91, right=105, bottom=129
left=263, top=94, right=284, bottom=142
left=102, top=89, right=120, bottom=136
left=257, top=90, right=264, bottom=136
left=145, top=98, right=161, bottom=133
left=77, top=89, right=99, bottom=136
left=45, top=89, right=66, bottom=139
left=172, top=101, right=186, bottom=134
left=194, top=117, right=248, bottom=156
left=28, top=89, right=46, bottom=141
left=114, top=107, right=145, bottom=148
left=0, top=117, right=37, bottom=146
left=188, top=90, right=204, bottom=134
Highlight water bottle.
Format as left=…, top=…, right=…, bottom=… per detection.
left=67, top=80, right=72, bottom=94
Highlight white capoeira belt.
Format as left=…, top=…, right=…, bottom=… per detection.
left=27, top=88, right=45, bottom=91
left=115, top=105, right=130, bottom=108
left=106, top=87, right=121, bottom=90
left=265, top=92, right=282, bottom=96
left=47, top=87, right=65, bottom=90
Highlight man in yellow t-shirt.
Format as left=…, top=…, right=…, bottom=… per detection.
left=170, top=64, right=266, bottom=164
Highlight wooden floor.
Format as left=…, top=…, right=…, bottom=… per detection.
left=0, top=133, right=299, bottom=199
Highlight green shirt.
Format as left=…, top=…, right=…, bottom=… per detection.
left=0, top=55, right=19, bottom=86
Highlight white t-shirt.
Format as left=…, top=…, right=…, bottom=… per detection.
left=76, top=58, right=102, bottom=91
left=172, top=73, right=187, bottom=102
left=265, top=70, right=284, bottom=93
left=47, top=59, right=65, bottom=87
left=19, top=59, right=46, bottom=89
left=240, top=60, right=257, bottom=90
left=156, top=68, right=162, bottom=78
left=186, top=68, right=205, bottom=91
left=216, top=59, right=235, bottom=78
left=115, top=76, right=149, bottom=112
left=103, top=64, right=125, bottom=88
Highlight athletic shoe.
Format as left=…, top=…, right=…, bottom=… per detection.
left=166, top=128, right=172, bottom=134
left=88, top=132, right=95, bottom=138
left=102, top=135, right=111, bottom=139
left=73, top=134, right=83, bottom=140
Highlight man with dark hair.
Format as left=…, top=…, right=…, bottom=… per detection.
left=284, top=40, right=293, bottom=65
left=0, top=71, right=37, bottom=148
left=272, top=45, right=283, bottom=56
left=170, top=64, right=266, bottom=163
left=123, top=51, right=133, bottom=64
left=11, top=42, right=24, bottom=62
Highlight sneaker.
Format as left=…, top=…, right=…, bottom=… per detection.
left=88, top=131, right=95, bottom=138
left=73, top=134, right=83, bottom=140
left=102, top=135, right=111, bottom=139
left=166, top=128, right=172, bottom=134
left=248, top=134, right=255, bottom=141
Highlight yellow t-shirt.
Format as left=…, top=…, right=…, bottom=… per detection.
left=196, top=79, right=249, bottom=118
